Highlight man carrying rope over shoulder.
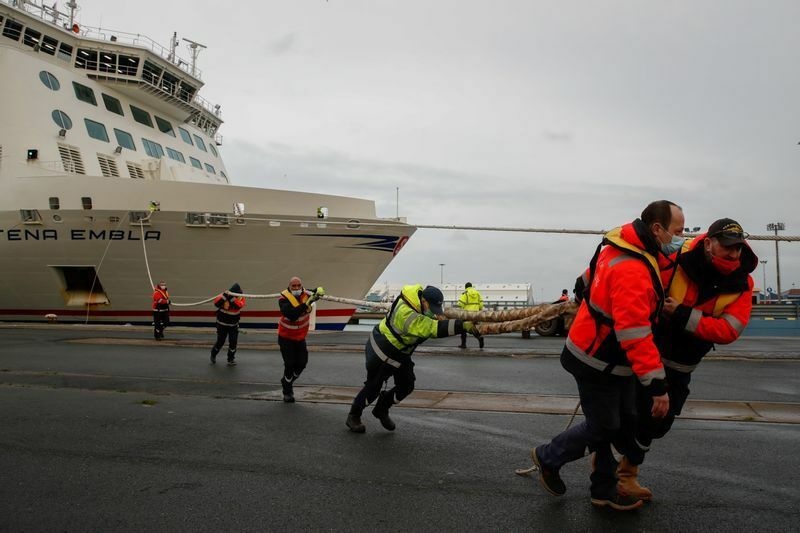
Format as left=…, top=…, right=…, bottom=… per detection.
left=210, top=283, right=246, bottom=367
left=346, top=285, right=477, bottom=433
left=277, top=277, right=324, bottom=403
left=152, top=280, right=170, bottom=340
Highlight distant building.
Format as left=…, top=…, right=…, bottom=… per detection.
left=782, top=288, right=800, bottom=303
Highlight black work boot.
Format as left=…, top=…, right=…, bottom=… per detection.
left=281, top=377, right=295, bottom=403
left=346, top=414, right=366, bottom=433
left=210, top=348, right=219, bottom=365
left=531, top=446, right=566, bottom=496
left=372, top=391, right=396, bottom=431
left=478, top=336, right=485, bottom=349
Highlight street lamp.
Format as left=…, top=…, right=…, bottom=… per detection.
left=438, top=263, right=445, bottom=285
left=766, top=223, right=785, bottom=302
left=759, top=260, right=768, bottom=302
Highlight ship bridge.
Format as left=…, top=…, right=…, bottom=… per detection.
left=0, top=0, right=222, bottom=140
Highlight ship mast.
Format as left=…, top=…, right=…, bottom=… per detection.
left=182, top=37, right=206, bottom=78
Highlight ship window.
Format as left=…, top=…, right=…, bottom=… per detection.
left=102, top=94, right=124, bottom=116
left=118, top=54, right=139, bottom=76
left=130, top=105, right=153, bottom=127
left=193, top=135, right=207, bottom=152
left=161, top=71, right=180, bottom=95
left=142, top=60, right=162, bottom=85
left=204, top=163, right=216, bottom=174
left=20, top=209, right=42, bottom=224
left=98, top=52, right=117, bottom=73
left=51, top=109, right=73, bottom=130
left=72, top=82, right=97, bottom=106
left=49, top=197, right=60, bottom=210
left=113, top=129, right=136, bottom=151
left=39, top=71, right=60, bottom=90
left=75, top=48, right=98, bottom=70
left=155, top=116, right=175, bottom=137
left=84, top=119, right=110, bottom=142
left=209, top=143, right=218, bottom=157
left=23, top=27, right=41, bottom=48
left=81, top=197, right=93, bottom=210
left=178, top=127, right=193, bottom=146
left=40, top=35, right=57, bottom=56
left=57, top=42, right=73, bottom=62
left=208, top=213, right=229, bottom=227
left=185, top=212, right=206, bottom=226
left=166, top=147, right=185, bottom=163
left=2, top=19, right=22, bottom=41
left=189, top=157, right=202, bottom=169
left=50, top=266, right=110, bottom=307
left=142, top=138, right=165, bottom=158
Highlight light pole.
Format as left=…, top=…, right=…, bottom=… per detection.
left=438, top=263, right=445, bottom=285
left=759, top=260, right=768, bottom=302
left=767, top=223, right=785, bottom=302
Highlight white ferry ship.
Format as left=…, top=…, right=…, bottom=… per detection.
left=0, top=0, right=414, bottom=329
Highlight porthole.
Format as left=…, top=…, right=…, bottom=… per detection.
left=52, top=214, right=62, bottom=223
left=39, top=70, right=60, bottom=90
left=51, top=109, right=72, bottom=130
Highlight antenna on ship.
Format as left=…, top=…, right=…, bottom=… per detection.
left=66, top=0, right=78, bottom=29
left=168, top=32, right=179, bottom=64
left=181, top=37, right=207, bottom=78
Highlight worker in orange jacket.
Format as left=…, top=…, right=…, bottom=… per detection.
left=210, top=283, right=246, bottom=367
left=616, top=218, right=757, bottom=501
left=152, top=281, right=170, bottom=340
left=531, top=200, right=684, bottom=512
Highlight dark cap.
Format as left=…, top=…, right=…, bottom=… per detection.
left=229, top=283, right=242, bottom=294
left=421, top=286, right=444, bottom=315
left=707, top=218, right=748, bottom=246
left=465, top=282, right=472, bottom=288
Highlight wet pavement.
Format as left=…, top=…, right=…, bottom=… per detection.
left=1, top=325, right=798, bottom=531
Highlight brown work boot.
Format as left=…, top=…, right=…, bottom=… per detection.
left=616, top=456, right=653, bottom=501
left=346, top=414, right=366, bottom=433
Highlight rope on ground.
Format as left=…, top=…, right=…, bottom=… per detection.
left=514, top=400, right=583, bottom=478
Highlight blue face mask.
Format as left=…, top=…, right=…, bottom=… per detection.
left=291, top=289, right=303, bottom=297
left=661, top=234, right=685, bottom=256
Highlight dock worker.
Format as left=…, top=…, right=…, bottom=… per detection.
left=346, top=285, right=477, bottom=433
left=210, top=283, right=246, bottom=367
left=457, top=282, right=485, bottom=349
left=152, top=280, right=171, bottom=340
left=531, top=200, right=683, bottom=512
left=277, top=277, right=325, bottom=403
left=616, top=218, right=757, bottom=501
left=557, top=289, right=570, bottom=302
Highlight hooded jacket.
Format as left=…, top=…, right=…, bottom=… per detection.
left=566, top=220, right=667, bottom=395
left=214, top=283, right=246, bottom=327
left=656, top=233, right=757, bottom=372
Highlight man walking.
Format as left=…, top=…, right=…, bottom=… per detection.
left=152, top=280, right=170, bottom=340
left=531, top=200, right=684, bottom=511
left=457, top=282, right=485, bottom=349
left=210, top=283, right=245, bottom=367
left=277, top=277, right=324, bottom=403
left=346, top=285, right=476, bottom=433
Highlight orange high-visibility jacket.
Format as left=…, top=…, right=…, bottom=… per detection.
left=278, top=289, right=312, bottom=341
left=152, top=288, right=170, bottom=311
left=566, top=222, right=667, bottom=394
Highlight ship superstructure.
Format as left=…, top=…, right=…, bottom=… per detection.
left=0, top=0, right=414, bottom=328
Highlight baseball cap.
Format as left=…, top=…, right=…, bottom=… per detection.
left=707, top=218, right=748, bottom=246
left=421, top=286, right=445, bottom=315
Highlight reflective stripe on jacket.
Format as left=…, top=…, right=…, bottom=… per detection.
left=214, top=293, right=245, bottom=327
left=152, top=289, right=170, bottom=311
left=566, top=223, right=666, bottom=389
left=278, top=289, right=312, bottom=340
left=658, top=233, right=755, bottom=371
left=372, top=284, right=464, bottom=361
left=457, top=287, right=484, bottom=311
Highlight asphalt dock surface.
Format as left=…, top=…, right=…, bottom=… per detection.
left=1, top=325, right=798, bottom=532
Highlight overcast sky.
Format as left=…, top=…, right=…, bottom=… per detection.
left=78, top=0, right=800, bottom=300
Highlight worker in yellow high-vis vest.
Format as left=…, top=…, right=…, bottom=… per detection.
left=457, top=282, right=485, bottom=349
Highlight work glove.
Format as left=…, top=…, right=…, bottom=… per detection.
left=463, top=321, right=477, bottom=334
left=314, top=287, right=326, bottom=298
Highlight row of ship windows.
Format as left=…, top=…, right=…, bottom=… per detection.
left=2, top=15, right=74, bottom=61
left=51, top=109, right=224, bottom=178
left=21, top=208, right=246, bottom=228
left=38, top=70, right=218, bottom=158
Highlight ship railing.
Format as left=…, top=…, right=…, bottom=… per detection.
left=0, top=0, right=201, bottom=79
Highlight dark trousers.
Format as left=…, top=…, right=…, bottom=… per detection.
left=153, top=310, right=169, bottom=338
left=460, top=330, right=483, bottom=347
left=625, top=367, right=692, bottom=465
left=211, top=324, right=239, bottom=360
left=536, top=347, right=638, bottom=498
left=349, top=341, right=415, bottom=416
left=279, top=336, right=308, bottom=382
